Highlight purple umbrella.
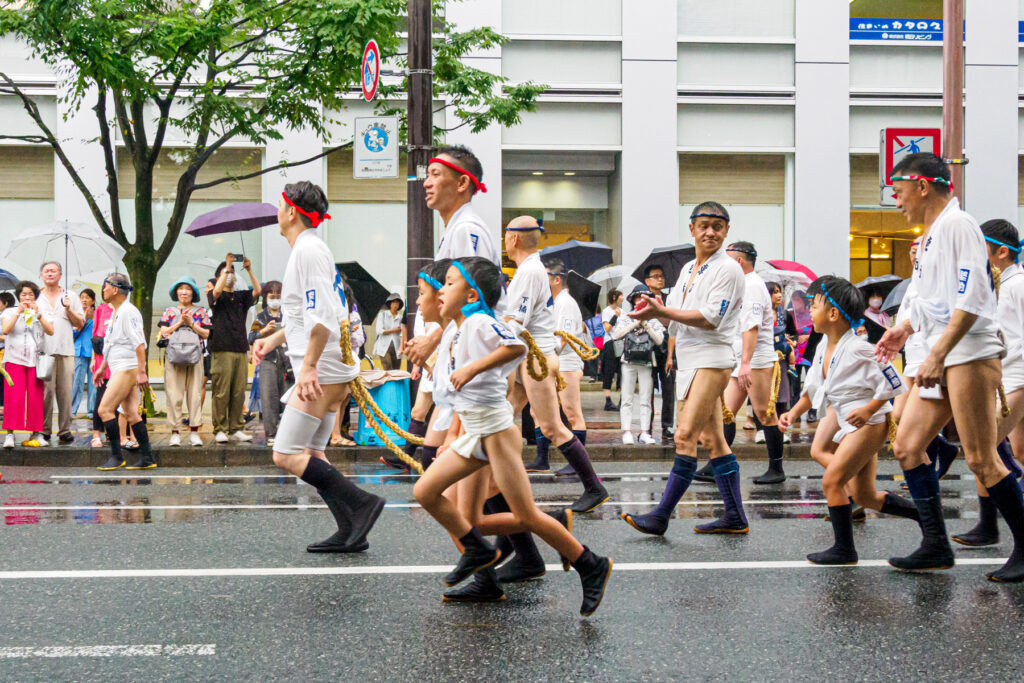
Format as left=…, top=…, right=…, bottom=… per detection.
left=186, top=202, right=279, bottom=253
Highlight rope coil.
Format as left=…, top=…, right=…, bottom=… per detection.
left=340, top=322, right=424, bottom=474
left=518, top=329, right=549, bottom=381
left=554, top=330, right=600, bottom=361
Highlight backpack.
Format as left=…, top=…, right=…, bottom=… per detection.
left=622, top=327, right=653, bottom=364
left=165, top=309, right=203, bottom=365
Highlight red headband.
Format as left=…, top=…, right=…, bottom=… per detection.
left=282, top=192, right=331, bottom=227
left=428, top=157, right=487, bottom=193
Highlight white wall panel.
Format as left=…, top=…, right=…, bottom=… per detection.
left=850, top=46, right=942, bottom=91
left=503, top=0, right=621, bottom=36
left=678, top=204, right=785, bottom=262
left=623, top=0, right=676, bottom=61
left=502, top=41, right=622, bottom=84
left=849, top=106, right=941, bottom=149
left=503, top=176, right=608, bottom=209
left=0, top=95, right=56, bottom=138
left=502, top=103, right=621, bottom=147
left=677, top=105, right=794, bottom=148
left=678, top=44, right=794, bottom=87
left=678, top=0, right=794, bottom=38
left=0, top=36, right=52, bottom=76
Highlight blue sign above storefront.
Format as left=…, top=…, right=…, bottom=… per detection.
left=850, top=18, right=943, bottom=42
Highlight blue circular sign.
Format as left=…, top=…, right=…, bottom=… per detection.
left=363, top=126, right=388, bottom=153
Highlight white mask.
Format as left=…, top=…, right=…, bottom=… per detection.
left=868, top=297, right=883, bottom=310
left=225, top=273, right=236, bottom=287
left=267, top=299, right=281, bottom=310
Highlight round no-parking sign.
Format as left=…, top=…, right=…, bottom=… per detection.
left=361, top=40, right=380, bottom=102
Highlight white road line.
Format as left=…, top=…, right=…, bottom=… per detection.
left=48, top=472, right=678, bottom=481
left=0, top=499, right=829, bottom=512
left=0, top=558, right=1007, bottom=581
left=0, top=644, right=216, bottom=658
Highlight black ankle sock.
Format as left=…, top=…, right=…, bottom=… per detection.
left=572, top=429, right=587, bottom=446
left=420, top=445, right=438, bottom=470
left=723, top=422, right=736, bottom=447
left=763, top=425, right=783, bottom=462
left=130, top=421, right=151, bottom=456
left=404, top=418, right=426, bottom=457
left=103, top=419, right=121, bottom=459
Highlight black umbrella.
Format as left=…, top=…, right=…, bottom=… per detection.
left=540, top=240, right=613, bottom=277
left=335, top=261, right=389, bottom=323
left=631, top=244, right=696, bottom=286
left=881, top=278, right=911, bottom=316
left=567, top=270, right=601, bottom=318
left=855, top=274, right=903, bottom=298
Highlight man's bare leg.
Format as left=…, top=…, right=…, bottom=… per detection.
left=273, top=382, right=385, bottom=554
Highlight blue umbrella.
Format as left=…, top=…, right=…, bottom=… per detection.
left=540, top=240, right=613, bottom=277
left=0, top=269, right=18, bottom=289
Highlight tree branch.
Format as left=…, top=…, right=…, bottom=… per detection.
left=191, top=141, right=352, bottom=191
left=93, top=85, right=127, bottom=244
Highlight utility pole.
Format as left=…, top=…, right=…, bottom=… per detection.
left=406, top=0, right=433, bottom=321
left=942, top=0, right=964, bottom=204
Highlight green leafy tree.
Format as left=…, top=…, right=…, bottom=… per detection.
left=0, top=0, right=543, bottom=336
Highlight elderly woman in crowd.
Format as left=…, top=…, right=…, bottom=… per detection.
left=159, top=276, right=210, bottom=447
left=373, top=293, right=405, bottom=370
left=1, top=280, right=54, bottom=448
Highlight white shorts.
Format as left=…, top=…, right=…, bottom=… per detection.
left=451, top=401, right=515, bottom=462
left=730, top=353, right=777, bottom=378
left=108, top=357, right=138, bottom=373
left=281, top=352, right=360, bottom=404
left=1003, top=357, right=1024, bottom=394
left=558, top=350, right=584, bottom=374
left=431, top=404, right=455, bottom=433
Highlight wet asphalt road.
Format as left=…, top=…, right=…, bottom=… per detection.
left=2, top=460, right=1023, bottom=682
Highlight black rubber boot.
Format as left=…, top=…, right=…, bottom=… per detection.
left=125, top=421, right=156, bottom=470
left=752, top=458, right=786, bottom=485
left=880, top=492, right=921, bottom=521
left=692, top=461, right=715, bottom=483
left=888, top=495, right=955, bottom=572
left=952, top=495, right=999, bottom=547
left=572, top=546, right=613, bottom=617
left=570, top=485, right=610, bottom=513
left=985, top=474, right=1024, bottom=583
left=444, top=529, right=501, bottom=587
left=547, top=508, right=574, bottom=572
left=554, top=463, right=577, bottom=477
left=603, top=397, right=618, bottom=412
left=97, top=454, right=125, bottom=471
left=442, top=567, right=506, bottom=603
left=807, top=503, right=858, bottom=565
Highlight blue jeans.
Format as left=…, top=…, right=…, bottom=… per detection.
left=71, top=356, right=96, bottom=416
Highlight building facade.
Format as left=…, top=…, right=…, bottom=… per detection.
left=0, top=0, right=1022, bottom=335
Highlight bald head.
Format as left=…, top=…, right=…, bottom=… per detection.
left=508, top=215, right=540, bottom=231
left=506, top=215, right=541, bottom=251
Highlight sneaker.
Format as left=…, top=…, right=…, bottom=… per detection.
left=229, top=431, right=253, bottom=443
left=782, top=431, right=791, bottom=444
left=267, top=437, right=275, bottom=447
left=2, top=434, right=13, bottom=449
left=97, top=455, right=125, bottom=471
left=215, top=431, right=229, bottom=443
left=90, top=436, right=103, bottom=448
left=168, top=433, right=181, bottom=447
left=58, top=432, right=75, bottom=444
left=189, top=432, right=203, bottom=447
left=754, top=430, right=765, bottom=444
left=33, top=433, right=49, bottom=447
left=622, top=432, right=634, bottom=445
left=638, top=433, right=656, bottom=445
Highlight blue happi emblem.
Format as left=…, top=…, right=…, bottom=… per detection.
left=718, top=299, right=730, bottom=316
left=491, top=323, right=515, bottom=341
left=883, top=365, right=902, bottom=390
left=305, top=289, right=317, bottom=309
left=957, top=268, right=970, bottom=294
left=470, top=234, right=479, bottom=253
left=518, top=296, right=529, bottom=314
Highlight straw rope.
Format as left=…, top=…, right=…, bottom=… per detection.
left=554, top=330, right=600, bottom=361
left=518, top=329, right=549, bottom=381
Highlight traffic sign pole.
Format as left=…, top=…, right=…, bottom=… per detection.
left=405, top=0, right=433, bottom=325
left=943, top=0, right=964, bottom=204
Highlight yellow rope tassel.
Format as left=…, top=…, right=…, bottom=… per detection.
left=554, top=330, right=600, bottom=361
left=766, top=351, right=783, bottom=420
left=721, top=396, right=734, bottom=424
left=518, top=329, right=549, bottom=381
left=991, top=266, right=1012, bottom=419
left=340, top=322, right=424, bottom=473
left=554, top=370, right=567, bottom=393
left=0, top=350, right=12, bottom=386
left=887, top=414, right=899, bottom=450
left=999, top=384, right=1011, bottom=418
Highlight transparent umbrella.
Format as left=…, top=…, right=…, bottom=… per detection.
left=6, top=221, right=126, bottom=289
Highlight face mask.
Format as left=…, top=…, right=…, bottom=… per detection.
left=869, top=297, right=883, bottom=310
left=225, top=273, right=236, bottom=287
left=267, top=298, right=281, bottom=310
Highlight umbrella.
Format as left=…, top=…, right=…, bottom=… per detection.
left=540, top=240, right=613, bottom=277
left=631, top=244, right=696, bottom=287
left=185, top=202, right=279, bottom=254
left=567, top=270, right=601, bottom=318
left=588, top=265, right=627, bottom=291
left=758, top=267, right=812, bottom=289
left=855, top=274, right=903, bottom=298
left=336, top=261, right=389, bottom=322
left=189, top=257, right=222, bottom=270
left=766, top=259, right=817, bottom=283
left=881, top=278, right=911, bottom=315
left=0, top=268, right=19, bottom=290
left=6, top=221, right=126, bottom=290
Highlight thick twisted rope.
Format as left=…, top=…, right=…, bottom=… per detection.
left=554, top=370, right=567, bottom=393
left=721, top=396, right=734, bottom=424
left=554, top=330, right=599, bottom=361
left=518, top=329, right=549, bottom=381
left=765, top=351, right=783, bottom=419
left=992, top=265, right=1012, bottom=418
left=340, top=322, right=424, bottom=473
left=887, top=414, right=898, bottom=449
left=0, top=350, right=12, bottom=387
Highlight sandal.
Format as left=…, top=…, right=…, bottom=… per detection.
left=329, top=435, right=356, bottom=447
left=123, top=439, right=139, bottom=450
left=90, top=436, right=103, bottom=448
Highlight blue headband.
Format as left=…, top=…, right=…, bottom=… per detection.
left=506, top=222, right=545, bottom=233
left=819, top=283, right=864, bottom=330
left=984, top=236, right=1021, bottom=264
left=452, top=260, right=494, bottom=319
left=417, top=272, right=443, bottom=290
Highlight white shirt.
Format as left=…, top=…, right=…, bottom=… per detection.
left=431, top=321, right=459, bottom=408
left=372, top=309, right=403, bottom=357
left=449, top=313, right=525, bottom=410
left=553, top=288, right=585, bottom=372
left=903, top=197, right=999, bottom=338
left=997, top=263, right=1024, bottom=366
left=281, top=229, right=349, bottom=371
left=804, top=329, right=906, bottom=442
left=36, top=288, right=84, bottom=356
left=610, top=316, right=665, bottom=365
left=103, top=302, right=147, bottom=365
left=666, top=247, right=745, bottom=369
left=413, top=314, right=440, bottom=339
left=436, top=203, right=501, bottom=266
left=733, top=270, right=776, bottom=368
left=0, top=308, right=50, bottom=367
left=895, top=304, right=927, bottom=372
left=504, top=252, right=556, bottom=354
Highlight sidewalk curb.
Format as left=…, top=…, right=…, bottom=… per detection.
left=0, top=443, right=814, bottom=468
